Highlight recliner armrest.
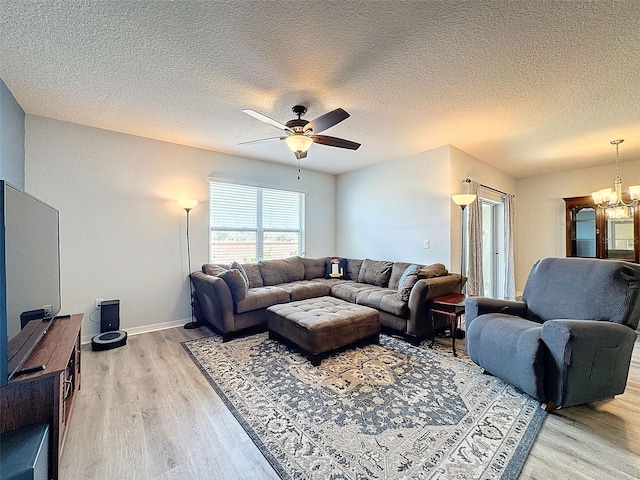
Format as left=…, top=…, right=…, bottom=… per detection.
left=541, top=319, right=637, bottom=407
left=465, top=297, right=527, bottom=325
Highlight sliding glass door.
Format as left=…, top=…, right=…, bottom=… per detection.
left=479, top=197, right=505, bottom=298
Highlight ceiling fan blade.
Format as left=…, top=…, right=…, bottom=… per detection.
left=312, top=135, right=361, bottom=150
left=238, top=136, right=286, bottom=145
left=242, top=109, right=291, bottom=132
left=303, top=108, right=350, bottom=134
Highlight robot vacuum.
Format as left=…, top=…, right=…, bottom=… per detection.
left=91, top=330, right=127, bottom=351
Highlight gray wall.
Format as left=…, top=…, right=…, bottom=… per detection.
left=25, top=115, right=337, bottom=339
left=0, top=79, right=25, bottom=188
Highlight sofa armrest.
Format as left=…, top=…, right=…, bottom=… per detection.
left=190, top=271, right=236, bottom=334
left=465, top=297, right=527, bottom=326
left=541, top=319, right=637, bottom=407
left=406, top=274, right=461, bottom=337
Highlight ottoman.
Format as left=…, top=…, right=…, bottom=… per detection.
left=267, top=296, right=380, bottom=366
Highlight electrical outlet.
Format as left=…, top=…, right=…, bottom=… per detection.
left=43, top=305, right=52, bottom=317
left=94, top=298, right=104, bottom=308
left=423, top=240, right=430, bottom=249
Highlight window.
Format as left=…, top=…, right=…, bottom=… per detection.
left=209, top=181, right=305, bottom=264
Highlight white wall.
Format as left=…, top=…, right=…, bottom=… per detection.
left=336, top=144, right=518, bottom=276
left=515, top=159, right=640, bottom=293
left=336, top=146, right=451, bottom=264
left=449, top=146, right=517, bottom=274
left=25, top=115, right=336, bottom=337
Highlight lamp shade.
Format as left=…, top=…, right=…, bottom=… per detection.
left=178, top=199, right=198, bottom=211
left=599, top=188, right=613, bottom=202
left=590, top=191, right=604, bottom=204
left=284, top=134, right=313, bottom=153
left=452, top=194, right=477, bottom=207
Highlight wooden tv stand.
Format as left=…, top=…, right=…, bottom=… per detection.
left=0, top=313, right=82, bottom=480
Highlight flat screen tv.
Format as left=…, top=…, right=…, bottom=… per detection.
left=0, top=180, right=61, bottom=386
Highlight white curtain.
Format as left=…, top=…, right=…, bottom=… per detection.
left=467, top=181, right=484, bottom=296
left=504, top=193, right=516, bottom=300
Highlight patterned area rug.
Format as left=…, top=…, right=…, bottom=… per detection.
left=182, top=333, right=546, bottom=479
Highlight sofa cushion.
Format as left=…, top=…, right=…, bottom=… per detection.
left=229, top=261, right=249, bottom=286
left=358, top=259, right=393, bottom=287
left=276, top=280, right=332, bottom=302
left=356, top=287, right=408, bottom=317
left=330, top=280, right=377, bottom=303
left=302, top=257, right=327, bottom=280
left=324, top=257, right=347, bottom=278
left=389, top=262, right=416, bottom=290
left=202, top=264, right=227, bottom=276
left=396, top=264, right=420, bottom=301
left=346, top=259, right=363, bottom=280
left=218, top=269, right=248, bottom=302
left=310, top=278, right=350, bottom=287
left=242, top=263, right=264, bottom=288
left=235, top=286, right=290, bottom=314
left=260, top=256, right=305, bottom=285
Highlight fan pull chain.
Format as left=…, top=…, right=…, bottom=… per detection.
left=297, top=157, right=301, bottom=180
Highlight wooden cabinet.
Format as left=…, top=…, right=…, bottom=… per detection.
left=565, top=196, right=640, bottom=262
left=0, top=314, right=82, bottom=480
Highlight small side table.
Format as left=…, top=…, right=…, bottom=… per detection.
left=429, top=293, right=466, bottom=356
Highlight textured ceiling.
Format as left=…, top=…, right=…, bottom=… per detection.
left=1, top=1, right=639, bottom=177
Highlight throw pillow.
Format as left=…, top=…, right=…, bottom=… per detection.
left=229, top=261, right=249, bottom=286
left=418, top=263, right=448, bottom=278
left=218, top=269, right=248, bottom=302
left=202, top=264, right=227, bottom=276
left=242, top=263, right=264, bottom=288
left=302, top=257, right=327, bottom=280
left=325, top=257, right=347, bottom=278
left=346, top=258, right=363, bottom=280
left=396, top=264, right=420, bottom=301
left=358, top=259, right=393, bottom=287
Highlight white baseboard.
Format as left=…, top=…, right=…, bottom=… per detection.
left=81, top=318, right=190, bottom=345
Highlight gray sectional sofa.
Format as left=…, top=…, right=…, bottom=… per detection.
left=190, top=256, right=463, bottom=343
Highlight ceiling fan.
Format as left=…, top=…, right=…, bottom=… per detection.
left=239, top=105, right=361, bottom=160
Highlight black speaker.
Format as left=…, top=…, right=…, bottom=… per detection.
left=100, top=299, right=120, bottom=332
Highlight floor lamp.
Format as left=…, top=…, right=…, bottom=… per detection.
left=451, top=194, right=477, bottom=294
left=178, top=199, right=201, bottom=329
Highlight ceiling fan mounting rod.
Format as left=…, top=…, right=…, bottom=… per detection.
left=292, top=105, right=307, bottom=118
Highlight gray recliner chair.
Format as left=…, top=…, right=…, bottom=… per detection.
left=466, top=257, right=640, bottom=409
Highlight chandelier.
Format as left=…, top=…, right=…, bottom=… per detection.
left=591, top=139, right=640, bottom=219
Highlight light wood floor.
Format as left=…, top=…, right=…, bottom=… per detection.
left=60, top=327, right=640, bottom=479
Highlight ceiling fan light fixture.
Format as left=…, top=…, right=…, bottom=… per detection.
left=285, top=134, right=313, bottom=154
